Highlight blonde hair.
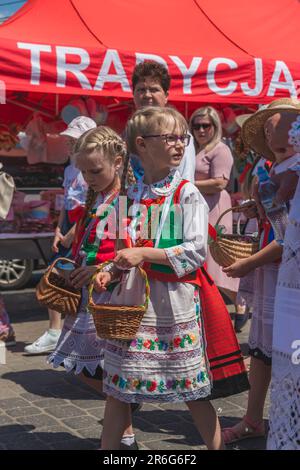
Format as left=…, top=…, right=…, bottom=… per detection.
left=75, top=126, right=135, bottom=212
left=189, top=106, right=222, bottom=152
left=126, top=106, right=188, bottom=156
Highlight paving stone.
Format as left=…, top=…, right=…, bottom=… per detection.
left=20, top=391, right=51, bottom=402
left=145, top=439, right=204, bottom=451
left=0, top=398, right=30, bottom=409
left=70, top=399, right=105, bottom=410
left=45, top=405, right=86, bottom=419
left=47, top=384, right=94, bottom=400
left=0, top=424, right=35, bottom=440
left=62, top=415, right=100, bottom=429
left=31, top=398, right=68, bottom=408
left=1, top=433, right=49, bottom=450
left=136, top=410, right=182, bottom=426
left=0, top=388, right=20, bottom=399
left=34, top=426, right=80, bottom=444
left=16, top=413, right=59, bottom=428
left=154, top=402, right=186, bottom=411
left=76, top=426, right=102, bottom=440
left=227, top=394, right=249, bottom=409
left=85, top=407, right=105, bottom=419
left=0, top=414, right=15, bottom=427
left=51, top=438, right=98, bottom=450
left=6, top=407, right=42, bottom=418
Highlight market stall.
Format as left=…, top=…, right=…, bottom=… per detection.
left=0, top=0, right=300, bottom=289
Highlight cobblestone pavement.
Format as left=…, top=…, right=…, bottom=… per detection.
left=0, top=287, right=268, bottom=451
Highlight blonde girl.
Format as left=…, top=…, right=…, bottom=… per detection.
left=95, top=107, right=225, bottom=450
left=48, top=126, right=137, bottom=449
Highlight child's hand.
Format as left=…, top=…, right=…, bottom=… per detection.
left=52, top=231, right=64, bottom=253
left=94, top=272, right=112, bottom=293
left=114, top=248, right=145, bottom=269
left=251, top=178, right=266, bottom=221
left=223, top=259, right=252, bottom=278
left=60, top=232, right=73, bottom=249
left=70, top=266, right=98, bottom=289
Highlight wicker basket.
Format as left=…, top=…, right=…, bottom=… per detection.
left=209, top=206, right=259, bottom=268
left=88, top=263, right=150, bottom=341
left=36, top=257, right=81, bottom=316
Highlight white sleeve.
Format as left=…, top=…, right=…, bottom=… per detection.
left=178, top=133, right=196, bottom=183
left=164, top=183, right=208, bottom=277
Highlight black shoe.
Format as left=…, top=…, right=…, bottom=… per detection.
left=234, top=311, right=250, bottom=333
left=120, top=439, right=139, bottom=450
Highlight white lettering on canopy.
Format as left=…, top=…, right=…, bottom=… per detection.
left=207, top=58, right=238, bottom=95
left=94, top=49, right=131, bottom=91
left=241, top=58, right=263, bottom=96
left=56, top=46, right=92, bottom=89
left=169, top=56, right=202, bottom=94
left=267, top=61, right=297, bottom=97
left=17, top=42, right=52, bottom=85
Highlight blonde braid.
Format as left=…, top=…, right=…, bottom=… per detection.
left=126, top=160, right=136, bottom=188
left=84, top=187, right=97, bottom=215
left=75, top=126, right=127, bottom=164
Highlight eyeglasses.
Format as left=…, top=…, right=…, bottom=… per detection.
left=192, top=123, right=212, bottom=131
left=142, top=134, right=191, bottom=146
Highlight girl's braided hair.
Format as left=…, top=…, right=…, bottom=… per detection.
left=74, top=125, right=135, bottom=214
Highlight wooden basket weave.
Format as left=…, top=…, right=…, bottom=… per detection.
left=88, top=262, right=150, bottom=341
left=209, top=206, right=259, bottom=268
left=36, top=257, right=81, bottom=316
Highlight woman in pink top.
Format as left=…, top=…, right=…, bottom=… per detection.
left=190, top=106, right=239, bottom=303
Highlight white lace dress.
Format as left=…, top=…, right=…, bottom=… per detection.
left=267, top=165, right=300, bottom=450
left=48, top=193, right=115, bottom=376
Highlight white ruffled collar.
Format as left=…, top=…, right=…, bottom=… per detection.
left=128, top=169, right=181, bottom=199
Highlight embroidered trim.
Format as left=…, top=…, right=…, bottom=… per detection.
left=129, top=332, right=198, bottom=352
left=127, top=169, right=181, bottom=199
left=103, top=383, right=212, bottom=403
left=103, top=369, right=210, bottom=394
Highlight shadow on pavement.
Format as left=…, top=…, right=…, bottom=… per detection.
left=1, top=368, right=105, bottom=401
left=0, top=424, right=98, bottom=450
left=132, top=409, right=267, bottom=450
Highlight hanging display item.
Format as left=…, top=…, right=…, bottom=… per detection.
left=61, top=97, right=108, bottom=125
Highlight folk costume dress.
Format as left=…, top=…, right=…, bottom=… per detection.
left=267, top=156, right=300, bottom=450
left=102, top=170, right=249, bottom=403
left=48, top=192, right=118, bottom=377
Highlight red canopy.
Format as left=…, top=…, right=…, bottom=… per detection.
left=0, top=0, right=299, bottom=109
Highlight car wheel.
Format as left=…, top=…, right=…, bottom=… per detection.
left=0, top=259, right=34, bottom=290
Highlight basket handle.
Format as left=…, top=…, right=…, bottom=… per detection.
left=215, top=203, right=255, bottom=227
left=88, top=261, right=150, bottom=310
left=44, top=257, right=78, bottom=282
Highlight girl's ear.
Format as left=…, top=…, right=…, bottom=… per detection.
left=135, top=136, right=146, bottom=153
left=114, top=155, right=123, bottom=171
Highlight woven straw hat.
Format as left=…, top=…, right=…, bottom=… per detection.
left=235, top=114, right=252, bottom=128
left=241, top=98, right=300, bottom=161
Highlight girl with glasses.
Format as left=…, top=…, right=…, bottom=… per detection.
left=96, top=106, right=249, bottom=450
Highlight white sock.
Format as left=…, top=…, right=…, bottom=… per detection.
left=48, top=329, right=61, bottom=337
left=120, top=434, right=135, bottom=446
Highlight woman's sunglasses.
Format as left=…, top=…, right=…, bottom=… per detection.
left=192, top=123, right=212, bottom=131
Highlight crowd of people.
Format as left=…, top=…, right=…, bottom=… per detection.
left=1, top=61, right=299, bottom=451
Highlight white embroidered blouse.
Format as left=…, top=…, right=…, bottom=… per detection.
left=127, top=169, right=209, bottom=277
